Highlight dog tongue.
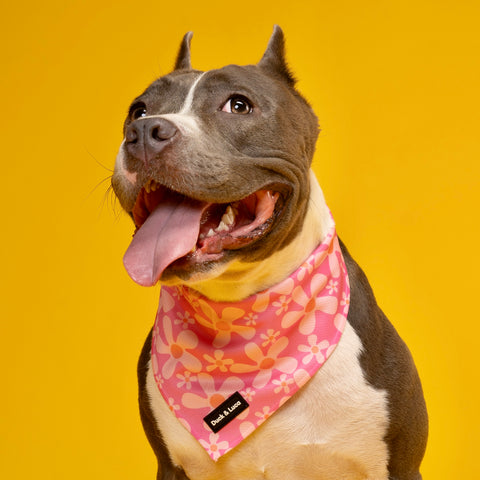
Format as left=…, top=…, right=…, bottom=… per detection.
left=123, top=196, right=207, bottom=287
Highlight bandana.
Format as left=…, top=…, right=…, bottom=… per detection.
left=151, top=222, right=350, bottom=461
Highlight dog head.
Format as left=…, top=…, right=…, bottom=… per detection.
left=112, top=26, right=319, bottom=290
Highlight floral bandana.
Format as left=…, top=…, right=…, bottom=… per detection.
left=151, top=223, right=350, bottom=461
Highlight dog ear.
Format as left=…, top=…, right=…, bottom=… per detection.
left=258, top=25, right=296, bottom=85
left=174, top=31, right=193, bottom=70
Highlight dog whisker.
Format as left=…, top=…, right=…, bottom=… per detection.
left=86, top=148, right=114, bottom=173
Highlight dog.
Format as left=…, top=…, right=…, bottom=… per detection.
left=111, top=26, right=428, bottom=480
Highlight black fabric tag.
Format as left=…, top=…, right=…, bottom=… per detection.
left=203, top=392, right=249, bottom=433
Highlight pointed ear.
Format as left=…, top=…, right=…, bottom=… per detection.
left=174, top=31, right=193, bottom=70
left=258, top=25, right=296, bottom=85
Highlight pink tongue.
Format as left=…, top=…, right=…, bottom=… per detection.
left=123, top=196, right=207, bottom=287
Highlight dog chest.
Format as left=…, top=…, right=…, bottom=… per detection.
left=145, top=322, right=390, bottom=480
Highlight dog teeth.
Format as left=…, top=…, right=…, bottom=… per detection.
left=220, top=206, right=236, bottom=227
left=215, top=221, right=229, bottom=233
left=144, top=179, right=160, bottom=193
left=201, top=206, right=236, bottom=240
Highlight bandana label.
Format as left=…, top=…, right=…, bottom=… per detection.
left=151, top=223, right=350, bottom=461
left=204, top=392, right=250, bottom=433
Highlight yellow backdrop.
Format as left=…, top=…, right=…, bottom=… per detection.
left=1, top=0, right=478, bottom=478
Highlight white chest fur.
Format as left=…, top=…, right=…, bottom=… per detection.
left=145, top=322, right=390, bottom=480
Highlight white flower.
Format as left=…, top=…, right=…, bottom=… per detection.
left=199, top=433, right=229, bottom=461
left=272, top=374, right=294, bottom=394
left=298, top=335, right=330, bottom=365
left=176, top=370, right=197, bottom=390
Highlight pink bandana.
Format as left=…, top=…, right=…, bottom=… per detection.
left=151, top=223, right=350, bottom=460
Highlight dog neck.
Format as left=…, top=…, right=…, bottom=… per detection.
left=182, top=171, right=332, bottom=302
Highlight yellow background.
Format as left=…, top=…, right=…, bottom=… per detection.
left=1, top=0, right=478, bottom=478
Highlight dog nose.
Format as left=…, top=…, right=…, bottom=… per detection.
left=125, top=117, right=178, bottom=164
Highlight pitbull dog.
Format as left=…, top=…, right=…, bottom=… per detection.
left=112, top=26, right=428, bottom=480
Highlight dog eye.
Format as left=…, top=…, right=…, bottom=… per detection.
left=129, top=103, right=147, bottom=121
left=221, top=96, right=253, bottom=115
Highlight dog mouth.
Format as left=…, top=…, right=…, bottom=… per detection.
left=123, top=181, right=282, bottom=286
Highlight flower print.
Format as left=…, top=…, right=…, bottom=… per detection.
left=195, top=301, right=255, bottom=348
left=181, top=286, right=202, bottom=309
left=203, top=350, right=234, bottom=373
left=239, top=421, right=255, bottom=439
left=297, top=260, right=314, bottom=282
left=326, top=279, right=338, bottom=295
left=252, top=277, right=295, bottom=313
left=240, top=387, right=256, bottom=402
left=272, top=374, right=294, bottom=394
left=176, top=371, right=197, bottom=390
left=166, top=397, right=180, bottom=413
left=340, top=291, right=350, bottom=315
left=182, top=373, right=245, bottom=410
left=312, top=242, right=329, bottom=270
left=174, top=311, right=195, bottom=329
left=298, top=335, right=330, bottom=365
left=155, top=316, right=201, bottom=379
left=244, top=312, right=258, bottom=326
left=199, top=433, right=229, bottom=461
left=272, top=295, right=292, bottom=315
left=334, top=313, right=347, bottom=332
left=159, top=288, right=175, bottom=312
left=171, top=286, right=183, bottom=299
left=255, top=406, right=272, bottom=425
left=230, top=337, right=298, bottom=389
left=281, top=273, right=337, bottom=335
left=152, top=371, right=165, bottom=388
left=327, top=240, right=341, bottom=278
left=293, top=369, right=311, bottom=389
left=151, top=353, right=164, bottom=385
left=260, top=329, right=280, bottom=347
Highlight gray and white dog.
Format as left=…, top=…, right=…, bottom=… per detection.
left=112, top=26, right=428, bottom=480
